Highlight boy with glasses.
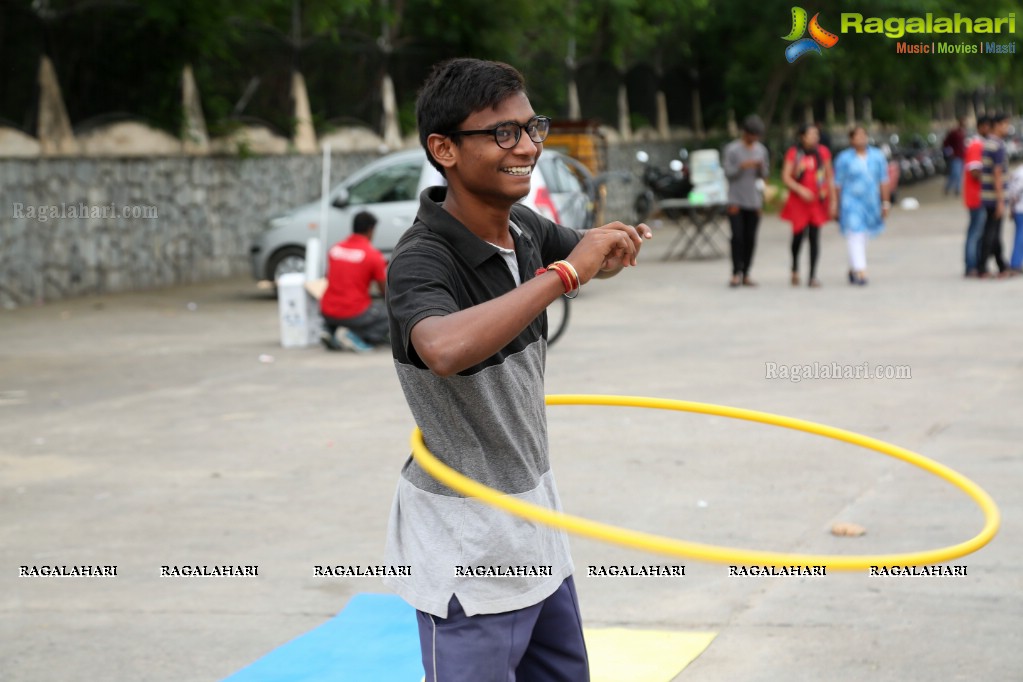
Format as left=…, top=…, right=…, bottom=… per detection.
left=383, top=58, right=651, bottom=681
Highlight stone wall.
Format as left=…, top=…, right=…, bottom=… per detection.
left=0, top=143, right=683, bottom=309
left=0, top=153, right=376, bottom=308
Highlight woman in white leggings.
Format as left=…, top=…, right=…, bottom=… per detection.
left=833, top=126, right=891, bottom=285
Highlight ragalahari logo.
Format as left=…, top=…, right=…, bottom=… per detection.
left=783, top=7, right=839, bottom=62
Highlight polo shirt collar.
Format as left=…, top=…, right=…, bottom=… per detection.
left=416, top=186, right=534, bottom=268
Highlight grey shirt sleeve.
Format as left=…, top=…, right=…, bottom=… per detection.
left=723, top=141, right=742, bottom=180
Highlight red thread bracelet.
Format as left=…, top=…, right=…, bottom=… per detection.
left=535, top=266, right=572, bottom=294
left=551, top=266, right=573, bottom=293
left=548, top=262, right=580, bottom=298
left=550, top=261, right=579, bottom=291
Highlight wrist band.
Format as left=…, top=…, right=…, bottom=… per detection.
left=551, top=266, right=574, bottom=294
left=548, top=261, right=576, bottom=290
left=536, top=266, right=573, bottom=295
left=548, top=261, right=580, bottom=299
left=554, top=260, right=580, bottom=289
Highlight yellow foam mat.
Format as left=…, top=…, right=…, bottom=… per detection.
left=584, top=628, right=717, bottom=682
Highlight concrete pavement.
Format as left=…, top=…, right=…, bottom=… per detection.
left=2, top=177, right=1021, bottom=681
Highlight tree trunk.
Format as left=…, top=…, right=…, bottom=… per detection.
left=656, top=90, right=669, bottom=139
left=181, top=64, right=209, bottom=155
left=37, top=55, right=78, bottom=156
left=567, top=77, right=581, bottom=120
left=691, top=86, right=704, bottom=138
left=381, top=72, right=402, bottom=149
left=617, top=81, right=631, bottom=141
left=758, top=63, right=791, bottom=131
left=291, top=70, right=317, bottom=154
left=779, top=76, right=801, bottom=134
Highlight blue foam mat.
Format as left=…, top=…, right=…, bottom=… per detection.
left=223, top=592, right=716, bottom=681
left=222, top=593, right=423, bottom=682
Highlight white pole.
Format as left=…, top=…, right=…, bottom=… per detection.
left=318, top=143, right=331, bottom=278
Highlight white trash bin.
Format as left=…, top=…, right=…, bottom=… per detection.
left=277, top=272, right=320, bottom=348
left=689, top=149, right=729, bottom=204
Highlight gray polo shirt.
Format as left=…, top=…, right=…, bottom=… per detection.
left=383, top=187, right=581, bottom=618
left=723, top=139, right=769, bottom=210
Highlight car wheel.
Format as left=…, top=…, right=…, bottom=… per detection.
left=267, top=246, right=306, bottom=282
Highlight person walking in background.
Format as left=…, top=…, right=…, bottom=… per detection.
left=977, top=113, right=1010, bottom=278
left=942, top=117, right=967, bottom=197
left=962, top=116, right=990, bottom=278
left=723, top=114, right=769, bottom=287
left=834, top=126, right=890, bottom=286
left=780, top=123, right=835, bottom=287
left=1007, top=161, right=1023, bottom=276
left=320, top=210, right=389, bottom=351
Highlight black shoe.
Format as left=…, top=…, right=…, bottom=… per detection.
left=320, top=331, right=343, bottom=351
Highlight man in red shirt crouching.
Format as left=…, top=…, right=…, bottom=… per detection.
left=320, top=211, right=389, bottom=351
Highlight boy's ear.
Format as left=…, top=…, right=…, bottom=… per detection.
left=427, top=133, right=457, bottom=172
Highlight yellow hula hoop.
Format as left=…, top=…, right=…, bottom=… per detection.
left=409, top=394, right=1000, bottom=571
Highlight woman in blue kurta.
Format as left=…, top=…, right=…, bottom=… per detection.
left=834, top=126, right=891, bottom=286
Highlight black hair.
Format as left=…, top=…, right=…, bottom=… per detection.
left=989, top=112, right=1009, bottom=124
left=792, top=123, right=822, bottom=183
left=796, top=122, right=818, bottom=144
left=741, top=114, right=765, bottom=136
left=416, top=58, right=527, bottom=176
left=352, top=211, right=377, bottom=235
left=977, top=115, right=991, bottom=128
left=847, top=124, right=867, bottom=139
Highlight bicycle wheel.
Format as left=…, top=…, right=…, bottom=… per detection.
left=546, top=295, right=571, bottom=347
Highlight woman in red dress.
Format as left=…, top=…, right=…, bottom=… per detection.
left=780, top=123, right=837, bottom=287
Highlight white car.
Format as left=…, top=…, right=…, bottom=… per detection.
left=250, top=148, right=591, bottom=283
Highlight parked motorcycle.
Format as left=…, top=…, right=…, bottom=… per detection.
left=889, top=133, right=946, bottom=187
left=634, top=149, right=693, bottom=223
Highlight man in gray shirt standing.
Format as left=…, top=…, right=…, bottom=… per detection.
left=723, top=115, right=769, bottom=287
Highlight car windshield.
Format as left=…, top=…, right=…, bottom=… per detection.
left=540, top=155, right=584, bottom=194
left=347, top=160, right=421, bottom=204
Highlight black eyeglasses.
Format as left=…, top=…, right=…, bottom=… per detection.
left=444, top=115, right=551, bottom=149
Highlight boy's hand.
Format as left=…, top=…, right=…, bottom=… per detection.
left=567, top=222, right=652, bottom=283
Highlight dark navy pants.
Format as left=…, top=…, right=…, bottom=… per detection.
left=416, top=577, right=589, bottom=682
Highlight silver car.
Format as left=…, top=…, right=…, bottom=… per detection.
left=250, top=148, right=592, bottom=282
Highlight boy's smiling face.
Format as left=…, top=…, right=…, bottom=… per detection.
left=439, top=91, right=542, bottom=206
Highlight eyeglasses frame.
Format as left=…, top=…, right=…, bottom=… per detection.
left=443, top=115, right=552, bottom=149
